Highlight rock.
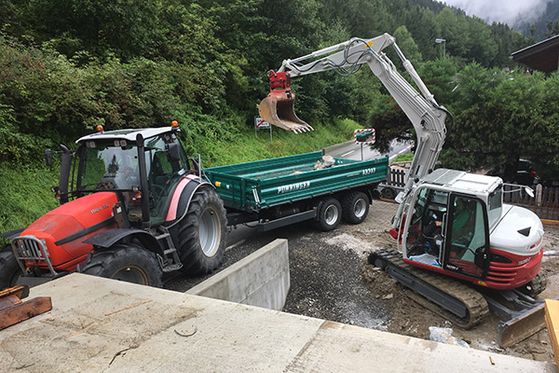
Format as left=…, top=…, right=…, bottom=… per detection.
left=382, top=293, right=394, bottom=300
left=428, top=327, right=469, bottom=348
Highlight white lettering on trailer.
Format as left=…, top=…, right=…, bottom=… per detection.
left=277, top=181, right=310, bottom=194
left=362, top=167, right=376, bottom=176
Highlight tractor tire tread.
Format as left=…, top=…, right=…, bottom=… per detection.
left=177, top=187, right=227, bottom=275
left=78, top=244, right=163, bottom=287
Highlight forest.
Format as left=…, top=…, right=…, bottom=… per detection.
left=1, top=0, right=558, bottom=234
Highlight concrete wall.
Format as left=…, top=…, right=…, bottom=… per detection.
left=187, top=238, right=290, bottom=310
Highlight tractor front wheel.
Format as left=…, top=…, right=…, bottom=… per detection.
left=177, top=187, right=227, bottom=275
left=0, top=248, right=22, bottom=290
left=78, top=244, right=163, bottom=287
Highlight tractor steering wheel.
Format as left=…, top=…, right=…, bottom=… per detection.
left=96, top=180, right=117, bottom=190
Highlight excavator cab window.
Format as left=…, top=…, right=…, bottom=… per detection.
left=442, top=194, right=489, bottom=278
left=405, top=187, right=448, bottom=267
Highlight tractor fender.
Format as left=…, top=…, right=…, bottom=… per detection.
left=83, top=228, right=163, bottom=256
left=165, top=176, right=214, bottom=229
left=3, top=229, right=24, bottom=242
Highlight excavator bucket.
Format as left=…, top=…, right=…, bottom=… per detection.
left=258, top=70, right=313, bottom=134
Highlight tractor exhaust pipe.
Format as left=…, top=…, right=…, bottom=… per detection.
left=258, top=71, right=313, bottom=134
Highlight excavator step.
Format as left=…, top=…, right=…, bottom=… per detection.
left=0, top=285, right=52, bottom=330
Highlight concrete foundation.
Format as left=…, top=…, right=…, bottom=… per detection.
left=187, top=238, right=289, bottom=310
left=0, top=274, right=554, bottom=372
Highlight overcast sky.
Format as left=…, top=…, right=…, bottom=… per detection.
left=441, top=0, right=550, bottom=24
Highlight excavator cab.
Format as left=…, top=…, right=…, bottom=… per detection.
left=258, top=70, right=313, bottom=134
left=404, top=186, right=489, bottom=279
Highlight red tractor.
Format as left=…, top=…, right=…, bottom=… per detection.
left=1, top=124, right=227, bottom=288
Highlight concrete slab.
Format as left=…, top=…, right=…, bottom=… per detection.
left=187, top=238, right=289, bottom=310
left=0, top=274, right=554, bottom=372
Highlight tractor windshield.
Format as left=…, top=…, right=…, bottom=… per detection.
left=78, top=139, right=141, bottom=191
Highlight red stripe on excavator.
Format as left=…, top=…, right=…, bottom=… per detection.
left=165, top=177, right=193, bottom=222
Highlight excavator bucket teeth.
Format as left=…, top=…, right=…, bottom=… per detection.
left=258, top=94, right=313, bottom=134
left=496, top=301, right=546, bottom=348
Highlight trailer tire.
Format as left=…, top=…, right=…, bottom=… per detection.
left=177, top=187, right=227, bottom=275
left=341, top=191, right=370, bottom=224
left=0, top=248, right=22, bottom=290
left=381, top=187, right=396, bottom=200
left=78, top=244, right=163, bottom=287
left=316, top=197, right=342, bottom=231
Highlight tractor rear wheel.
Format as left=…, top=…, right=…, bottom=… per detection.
left=0, top=248, right=22, bottom=290
left=341, top=191, right=370, bottom=224
left=177, top=187, right=227, bottom=275
left=79, top=244, right=163, bottom=287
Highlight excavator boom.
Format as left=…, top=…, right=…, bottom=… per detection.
left=260, top=34, right=448, bottom=229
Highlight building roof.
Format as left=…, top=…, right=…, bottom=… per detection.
left=421, top=168, right=501, bottom=195
left=76, top=127, right=175, bottom=143
left=511, top=34, right=559, bottom=72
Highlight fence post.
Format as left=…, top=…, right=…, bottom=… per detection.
left=536, top=184, right=543, bottom=207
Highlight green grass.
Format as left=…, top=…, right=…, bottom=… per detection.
left=208, top=119, right=360, bottom=166
left=0, top=166, right=58, bottom=245
left=0, top=119, right=361, bottom=238
left=392, top=152, right=414, bottom=163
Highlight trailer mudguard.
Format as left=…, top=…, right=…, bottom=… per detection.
left=83, top=228, right=163, bottom=256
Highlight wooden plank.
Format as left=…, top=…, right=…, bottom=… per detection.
left=545, top=299, right=559, bottom=368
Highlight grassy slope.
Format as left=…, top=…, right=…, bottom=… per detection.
left=0, top=119, right=360, bottom=239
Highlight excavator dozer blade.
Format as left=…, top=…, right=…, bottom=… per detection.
left=258, top=93, right=313, bottom=134
left=496, top=301, right=546, bottom=348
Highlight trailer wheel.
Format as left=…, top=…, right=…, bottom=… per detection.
left=78, top=244, right=163, bottom=287
left=0, top=248, right=22, bottom=290
left=381, top=187, right=396, bottom=200
left=177, top=187, right=227, bottom=275
left=316, top=197, right=342, bottom=231
left=341, top=191, right=370, bottom=224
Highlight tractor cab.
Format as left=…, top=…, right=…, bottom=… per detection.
left=400, top=169, right=543, bottom=289
left=59, top=126, right=191, bottom=226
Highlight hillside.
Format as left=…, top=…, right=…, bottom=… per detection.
left=515, top=0, right=559, bottom=39
left=0, top=0, right=541, bottom=234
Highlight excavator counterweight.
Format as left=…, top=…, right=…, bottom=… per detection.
left=258, top=70, right=313, bottom=134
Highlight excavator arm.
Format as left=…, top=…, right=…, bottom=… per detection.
left=259, top=33, right=448, bottom=228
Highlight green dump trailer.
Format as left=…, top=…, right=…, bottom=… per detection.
left=205, top=151, right=388, bottom=231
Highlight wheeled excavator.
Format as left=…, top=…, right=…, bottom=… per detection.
left=259, top=33, right=547, bottom=347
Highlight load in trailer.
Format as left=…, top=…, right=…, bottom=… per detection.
left=2, top=123, right=227, bottom=288
left=262, top=33, right=547, bottom=347
left=205, top=151, right=388, bottom=231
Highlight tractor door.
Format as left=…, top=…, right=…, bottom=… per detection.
left=442, top=194, right=490, bottom=278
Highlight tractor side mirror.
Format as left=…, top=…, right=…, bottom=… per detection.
left=167, top=143, right=182, bottom=161
left=44, top=149, right=53, bottom=168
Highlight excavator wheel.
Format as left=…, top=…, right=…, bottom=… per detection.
left=176, top=187, right=227, bottom=275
